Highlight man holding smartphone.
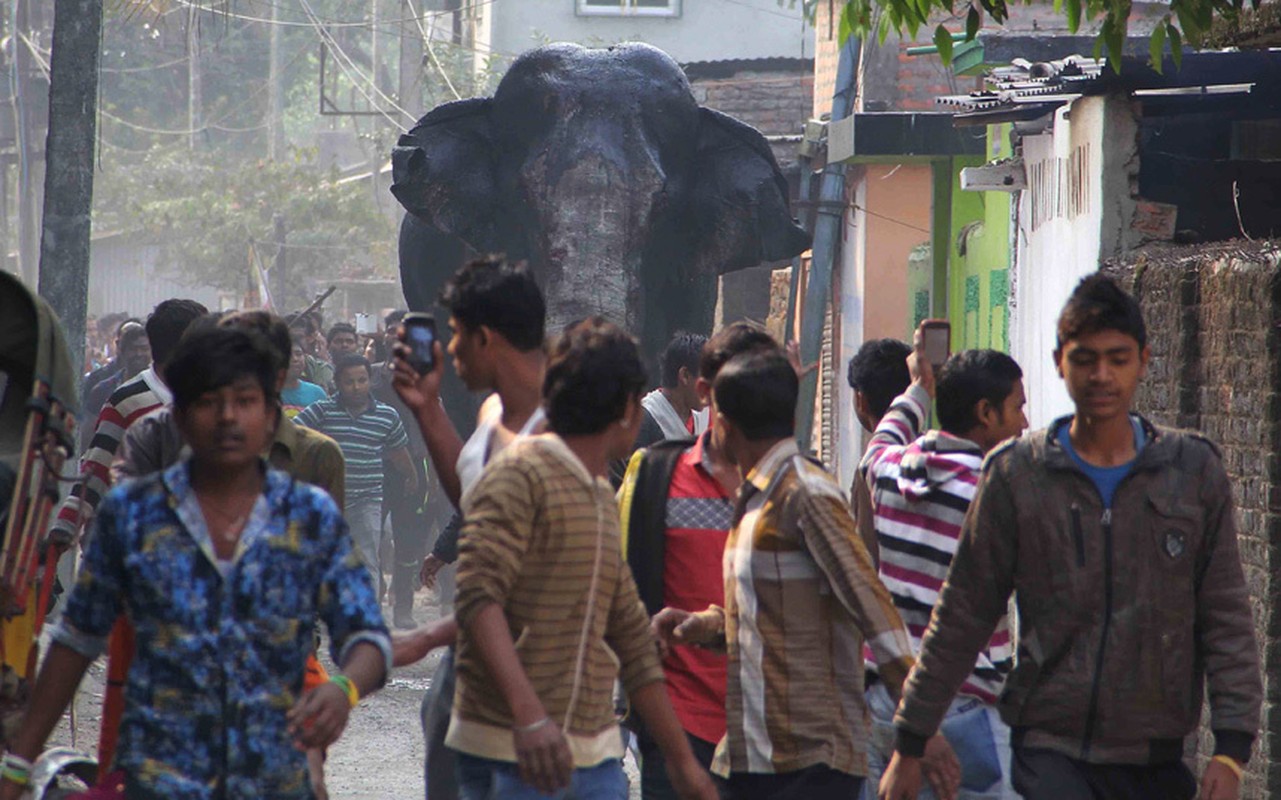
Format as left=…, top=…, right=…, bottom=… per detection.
left=390, top=255, right=549, bottom=800
left=859, top=323, right=1027, bottom=799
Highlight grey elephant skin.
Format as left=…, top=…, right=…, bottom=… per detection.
left=391, top=42, right=810, bottom=429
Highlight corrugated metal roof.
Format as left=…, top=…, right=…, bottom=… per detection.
left=935, top=50, right=1281, bottom=124
left=935, top=55, right=1105, bottom=113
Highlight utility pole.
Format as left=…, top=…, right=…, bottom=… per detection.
left=272, top=213, right=287, bottom=311
left=37, top=0, right=101, bottom=375
left=267, top=0, right=285, bottom=159
left=187, top=4, right=202, bottom=150
left=398, top=0, right=424, bottom=118
left=12, top=0, right=47, bottom=288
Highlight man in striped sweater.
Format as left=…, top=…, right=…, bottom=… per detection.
left=49, top=299, right=208, bottom=550
left=859, top=330, right=1026, bottom=800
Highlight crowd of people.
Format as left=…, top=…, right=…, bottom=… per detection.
left=0, top=260, right=1261, bottom=800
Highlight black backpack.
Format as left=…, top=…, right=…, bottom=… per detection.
left=625, top=437, right=696, bottom=616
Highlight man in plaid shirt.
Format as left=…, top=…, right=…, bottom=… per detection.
left=654, top=349, right=960, bottom=800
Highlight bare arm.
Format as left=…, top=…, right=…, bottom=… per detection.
left=630, top=682, right=719, bottom=800
left=392, top=616, right=458, bottom=667
left=3, top=643, right=93, bottom=767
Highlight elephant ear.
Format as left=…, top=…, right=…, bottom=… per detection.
left=689, top=108, right=811, bottom=273
left=391, top=98, right=503, bottom=252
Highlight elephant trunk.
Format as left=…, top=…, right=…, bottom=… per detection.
left=522, top=148, right=663, bottom=338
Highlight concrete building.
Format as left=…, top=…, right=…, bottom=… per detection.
left=483, top=0, right=814, bottom=65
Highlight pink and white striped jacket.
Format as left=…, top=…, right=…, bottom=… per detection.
left=859, top=384, right=1013, bottom=704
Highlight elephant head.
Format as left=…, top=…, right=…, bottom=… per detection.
left=392, top=42, right=809, bottom=369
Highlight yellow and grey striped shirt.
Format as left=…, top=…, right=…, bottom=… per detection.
left=694, top=438, right=915, bottom=778
left=448, top=434, right=665, bottom=767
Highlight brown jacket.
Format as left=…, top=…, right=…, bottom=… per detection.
left=449, top=434, right=664, bottom=767
left=895, top=416, right=1261, bottom=765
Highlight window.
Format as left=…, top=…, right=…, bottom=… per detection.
left=577, top=0, right=681, bottom=17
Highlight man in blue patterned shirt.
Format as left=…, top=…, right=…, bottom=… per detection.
left=3, top=326, right=390, bottom=800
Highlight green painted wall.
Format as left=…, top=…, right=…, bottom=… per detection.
left=946, top=125, right=1013, bottom=353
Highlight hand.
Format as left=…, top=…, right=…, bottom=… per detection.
left=420, top=554, right=446, bottom=590
left=879, top=752, right=923, bottom=800
left=785, top=341, right=818, bottom=379
left=667, top=753, right=720, bottom=800
left=392, top=619, right=456, bottom=667
left=909, top=325, right=937, bottom=399
left=920, top=734, right=961, bottom=800
left=513, top=718, right=574, bottom=795
left=1200, top=759, right=1242, bottom=800
left=391, top=334, right=446, bottom=415
left=307, top=748, right=329, bottom=800
left=287, top=681, right=352, bottom=750
left=651, top=608, right=718, bottom=654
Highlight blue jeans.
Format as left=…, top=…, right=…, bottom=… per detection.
left=346, top=497, right=384, bottom=593
left=860, top=682, right=1019, bottom=800
left=456, top=753, right=628, bottom=800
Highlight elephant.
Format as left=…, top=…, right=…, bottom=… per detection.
left=391, top=41, right=809, bottom=428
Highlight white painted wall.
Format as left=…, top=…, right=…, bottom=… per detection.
left=486, top=0, right=813, bottom=64
left=834, top=177, right=866, bottom=491
left=1011, top=94, right=1136, bottom=429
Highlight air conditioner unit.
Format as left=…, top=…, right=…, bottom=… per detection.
left=960, top=159, right=1026, bottom=192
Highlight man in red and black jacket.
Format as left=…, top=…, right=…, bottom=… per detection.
left=617, top=323, right=778, bottom=800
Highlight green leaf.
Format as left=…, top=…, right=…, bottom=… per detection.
left=1106, top=13, right=1124, bottom=73
left=1168, top=22, right=1183, bottom=70
left=934, top=24, right=955, bottom=64
left=1149, top=21, right=1166, bottom=72
left=966, top=5, right=981, bottom=39
left=839, top=2, right=857, bottom=43
left=1066, top=0, right=1082, bottom=32
left=878, top=10, right=893, bottom=44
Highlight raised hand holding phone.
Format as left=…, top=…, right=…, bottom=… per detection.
left=402, top=313, right=438, bottom=375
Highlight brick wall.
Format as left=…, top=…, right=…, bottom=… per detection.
left=1111, top=241, right=1281, bottom=798
left=689, top=64, right=814, bottom=174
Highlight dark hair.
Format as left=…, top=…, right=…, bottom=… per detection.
left=327, top=322, right=358, bottom=345
left=440, top=255, right=545, bottom=352
left=220, top=310, right=291, bottom=373
left=119, top=323, right=148, bottom=350
left=146, top=299, right=209, bottom=367
left=935, top=349, right=1023, bottom=436
left=699, top=322, right=780, bottom=381
left=385, top=309, right=408, bottom=327
left=659, top=331, right=708, bottom=387
left=847, top=338, right=912, bottom=420
left=1057, top=273, right=1146, bottom=351
left=288, top=313, right=316, bottom=336
left=333, top=353, right=372, bottom=378
left=167, top=327, right=279, bottom=412
left=115, top=317, right=143, bottom=338
left=713, top=350, right=797, bottom=441
left=544, top=317, right=647, bottom=436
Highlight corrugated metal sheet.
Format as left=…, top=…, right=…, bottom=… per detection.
left=88, top=233, right=223, bottom=317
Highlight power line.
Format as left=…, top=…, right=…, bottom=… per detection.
left=98, top=43, right=310, bottom=136
left=169, top=0, right=498, bottom=33
left=297, top=0, right=414, bottom=128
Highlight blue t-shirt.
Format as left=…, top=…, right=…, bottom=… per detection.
left=1056, top=417, right=1145, bottom=508
left=281, top=381, right=327, bottom=419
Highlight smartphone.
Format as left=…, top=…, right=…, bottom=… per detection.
left=354, top=313, right=376, bottom=335
left=921, top=319, right=951, bottom=368
left=402, top=313, right=437, bottom=375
